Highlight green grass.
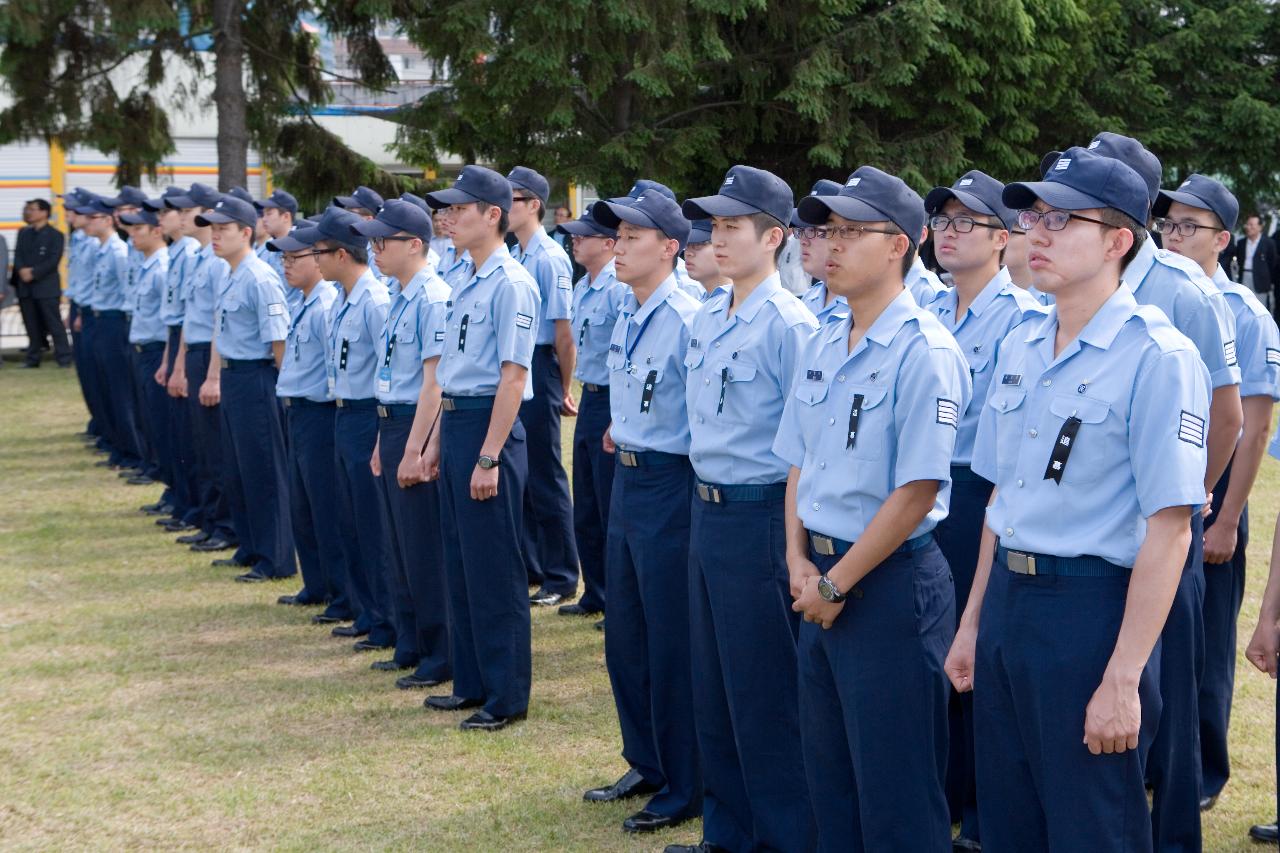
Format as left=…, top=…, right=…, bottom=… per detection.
left=0, top=360, right=1277, bottom=850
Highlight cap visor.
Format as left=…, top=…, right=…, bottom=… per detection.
left=119, top=213, right=154, bottom=226
left=681, top=194, right=760, bottom=220
left=333, top=195, right=360, bottom=209
left=796, top=194, right=890, bottom=226
left=1152, top=189, right=1213, bottom=220
left=559, top=219, right=613, bottom=237
left=164, top=195, right=197, bottom=210
left=350, top=218, right=401, bottom=239
left=1003, top=181, right=1108, bottom=215
left=266, top=234, right=312, bottom=252
left=924, top=187, right=997, bottom=218
left=595, top=199, right=660, bottom=232
left=194, top=211, right=246, bottom=227
left=687, top=228, right=713, bottom=244
left=424, top=187, right=487, bottom=210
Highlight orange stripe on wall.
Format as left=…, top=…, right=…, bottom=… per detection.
left=66, top=165, right=263, bottom=176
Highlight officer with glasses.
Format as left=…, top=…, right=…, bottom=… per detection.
left=792, top=180, right=849, bottom=326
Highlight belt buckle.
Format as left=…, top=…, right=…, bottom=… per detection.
left=619, top=450, right=638, bottom=468
left=283, top=397, right=293, bottom=407
left=134, top=345, right=142, bottom=353
left=441, top=398, right=456, bottom=412
left=377, top=405, right=389, bottom=418
left=336, top=398, right=347, bottom=408
left=696, top=483, right=722, bottom=504
left=812, top=534, right=836, bottom=557
left=220, top=358, right=230, bottom=370
left=1008, top=550, right=1037, bottom=576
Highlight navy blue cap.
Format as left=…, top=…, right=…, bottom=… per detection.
left=399, top=192, right=430, bottom=214
left=683, top=165, right=794, bottom=228
left=60, top=188, right=88, bottom=207
left=1085, top=132, right=1162, bottom=213
left=333, top=185, right=384, bottom=213
left=626, top=179, right=677, bottom=203
left=146, top=186, right=189, bottom=212
left=687, top=218, right=713, bottom=244
left=924, top=170, right=1017, bottom=230
left=592, top=193, right=691, bottom=247
left=790, top=179, right=843, bottom=227
left=304, top=206, right=366, bottom=251
left=507, top=166, right=550, bottom=205
left=425, top=165, right=513, bottom=212
left=139, top=195, right=170, bottom=213
left=558, top=203, right=617, bottom=238
left=350, top=198, right=433, bottom=240
left=75, top=197, right=115, bottom=216
left=797, top=166, right=927, bottom=246
left=225, top=186, right=258, bottom=209
left=1004, top=146, right=1150, bottom=227
left=1153, top=174, right=1239, bottom=232
left=266, top=219, right=322, bottom=253
left=259, top=188, right=298, bottom=216
left=105, top=185, right=147, bottom=209
left=194, top=196, right=259, bottom=229
left=166, top=182, right=223, bottom=210
left=120, top=208, right=160, bottom=227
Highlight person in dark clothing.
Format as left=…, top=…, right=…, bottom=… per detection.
left=11, top=199, right=70, bottom=367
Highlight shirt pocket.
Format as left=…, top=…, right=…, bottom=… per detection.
left=986, top=386, right=1027, bottom=478
left=683, top=345, right=706, bottom=372
left=634, top=366, right=666, bottom=414
left=792, top=378, right=830, bottom=447
left=712, top=360, right=760, bottom=423
left=843, top=383, right=890, bottom=461
left=1045, top=393, right=1112, bottom=483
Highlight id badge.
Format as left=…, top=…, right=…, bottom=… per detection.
left=377, top=365, right=392, bottom=395
left=326, top=362, right=337, bottom=396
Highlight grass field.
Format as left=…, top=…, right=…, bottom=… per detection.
left=1, top=360, right=1278, bottom=851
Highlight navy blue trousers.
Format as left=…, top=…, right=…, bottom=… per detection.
left=183, top=346, right=235, bottom=542
left=333, top=405, right=395, bottom=644
left=438, top=405, right=531, bottom=718
left=92, top=313, right=143, bottom=468
left=519, top=346, right=579, bottom=596
left=1147, top=513, right=1206, bottom=852
left=376, top=410, right=452, bottom=681
left=165, top=326, right=199, bottom=525
left=689, top=492, right=813, bottom=853
left=219, top=361, right=295, bottom=579
left=571, top=386, right=613, bottom=612
left=71, top=303, right=105, bottom=441
left=1200, top=462, right=1248, bottom=798
left=130, top=343, right=169, bottom=484
left=976, top=552, right=1160, bottom=852
left=604, top=456, right=700, bottom=819
left=934, top=466, right=993, bottom=842
left=285, top=401, right=347, bottom=606
left=801, top=539, right=953, bottom=853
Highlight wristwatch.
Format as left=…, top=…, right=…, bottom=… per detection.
left=477, top=454, right=501, bottom=470
left=817, top=574, right=847, bottom=603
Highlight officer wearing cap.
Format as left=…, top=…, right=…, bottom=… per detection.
left=169, top=183, right=239, bottom=558
left=580, top=189, right=703, bottom=835
left=1085, top=131, right=1242, bottom=850
left=350, top=200, right=454, bottom=688
left=679, top=165, right=818, bottom=853
left=681, top=218, right=730, bottom=302
left=906, top=228, right=949, bottom=307
left=259, top=188, right=300, bottom=310
left=334, top=185, right=388, bottom=282
left=119, top=203, right=171, bottom=492
left=780, top=164, right=971, bottom=851
left=945, top=146, right=1211, bottom=851
left=792, top=179, right=849, bottom=325
left=506, top=165, right=580, bottom=607
left=923, top=169, right=1046, bottom=847
left=622, top=180, right=701, bottom=299
left=63, top=193, right=104, bottom=442
left=196, top=196, right=296, bottom=584
left=421, top=165, right=540, bottom=731
left=397, top=193, right=444, bottom=271
left=558, top=204, right=624, bottom=619
left=1153, top=174, right=1280, bottom=809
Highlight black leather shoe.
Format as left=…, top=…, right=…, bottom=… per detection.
left=311, top=614, right=345, bottom=625
left=595, top=618, right=605, bottom=632
left=125, top=475, right=156, bottom=486
left=424, top=695, right=483, bottom=712
left=140, top=501, right=167, bottom=513
left=277, top=594, right=320, bottom=606
left=953, top=838, right=982, bottom=852
left=211, top=557, right=248, bottom=567
left=1200, top=794, right=1218, bottom=812
left=353, top=639, right=393, bottom=652
left=191, top=538, right=235, bottom=552
left=370, top=659, right=411, bottom=671
left=529, top=588, right=566, bottom=607
left=235, top=571, right=271, bottom=583
left=665, top=844, right=727, bottom=853
left=117, top=468, right=141, bottom=478
left=153, top=514, right=180, bottom=525
left=1248, top=822, right=1278, bottom=842
left=166, top=522, right=199, bottom=534
left=396, top=674, right=444, bottom=690
left=176, top=532, right=209, bottom=545
left=622, top=809, right=686, bottom=834
left=331, top=625, right=368, bottom=638
left=559, top=602, right=603, bottom=617
left=583, top=768, right=661, bottom=803
left=459, top=710, right=525, bottom=732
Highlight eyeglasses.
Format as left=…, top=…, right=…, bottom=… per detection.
left=1153, top=217, right=1220, bottom=238
left=371, top=235, right=418, bottom=251
left=929, top=214, right=1002, bottom=234
left=511, top=195, right=537, bottom=204
left=818, top=224, right=902, bottom=240
left=790, top=226, right=827, bottom=240
left=1016, top=208, right=1115, bottom=232
left=289, top=248, right=340, bottom=261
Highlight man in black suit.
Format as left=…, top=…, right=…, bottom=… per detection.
left=11, top=199, right=70, bottom=367
left=1234, top=213, right=1279, bottom=313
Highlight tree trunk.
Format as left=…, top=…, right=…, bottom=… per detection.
left=211, top=0, right=248, bottom=190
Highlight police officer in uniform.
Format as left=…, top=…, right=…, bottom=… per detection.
left=793, top=180, right=848, bottom=325
left=681, top=219, right=731, bottom=303
left=945, top=147, right=1211, bottom=852
left=334, top=185, right=387, bottom=281
left=422, top=165, right=540, bottom=731
left=679, top=165, right=818, bottom=853
left=258, top=188, right=300, bottom=311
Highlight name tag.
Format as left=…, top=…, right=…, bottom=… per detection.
left=377, top=366, right=392, bottom=395
left=1001, top=374, right=1022, bottom=386
left=609, top=343, right=623, bottom=354
left=806, top=369, right=823, bottom=381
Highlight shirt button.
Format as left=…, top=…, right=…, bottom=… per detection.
left=819, top=461, right=826, bottom=469
left=620, top=416, right=627, bottom=423
left=715, top=341, right=722, bottom=348
left=704, top=378, right=710, bottom=385
left=1017, top=479, right=1024, bottom=488
left=1028, top=428, right=1038, bottom=438
left=1042, top=379, right=1052, bottom=387
left=812, top=502, right=821, bottom=511
left=698, top=416, right=705, bottom=424
left=1005, top=527, right=1014, bottom=536
left=828, top=417, right=835, bottom=425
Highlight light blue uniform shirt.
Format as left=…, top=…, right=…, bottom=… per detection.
left=376, top=267, right=451, bottom=404
left=215, top=252, right=290, bottom=359
left=773, top=288, right=971, bottom=541
left=258, top=242, right=299, bottom=312
left=66, top=230, right=93, bottom=304
left=608, top=274, right=700, bottom=454
left=127, top=249, right=171, bottom=344
left=571, top=259, right=628, bottom=387
left=972, top=286, right=1211, bottom=567
left=123, top=240, right=144, bottom=307
left=1027, top=284, right=1054, bottom=306
left=800, top=280, right=849, bottom=325
left=161, top=236, right=199, bottom=328
left=437, top=244, right=541, bottom=399
left=328, top=269, right=391, bottom=400
left=1213, top=265, right=1280, bottom=400
left=517, top=228, right=573, bottom=345
left=276, top=281, right=338, bottom=401
left=440, top=246, right=474, bottom=290
left=906, top=257, right=947, bottom=308
left=930, top=268, right=1048, bottom=465
left=182, top=244, right=229, bottom=345
left=86, top=234, right=130, bottom=311
left=685, top=273, right=819, bottom=484
left=1126, top=239, right=1240, bottom=389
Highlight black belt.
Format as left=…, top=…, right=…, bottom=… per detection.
left=282, top=397, right=334, bottom=409
left=334, top=397, right=377, bottom=410
left=534, top=344, right=555, bottom=354
left=221, top=357, right=273, bottom=370
left=186, top=342, right=212, bottom=352
left=94, top=309, right=125, bottom=318
left=378, top=403, right=417, bottom=418
left=441, top=395, right=495, bottom=411
left=617, top=449, right=685, bottom=468
left=694, top=480, right=787, bottom=504
left=132, top=341, right=165, bottom=353
left=809, top=530, right=933, bottom=557
left=998, top=546, right=1129, bottom=578
left=583, top=383, right=608, bottom=393
left=949, top=464, right=991, bottom=484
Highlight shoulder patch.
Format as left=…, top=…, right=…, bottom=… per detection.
left=1266, top=348, right=1280, bottom=367
left=1178, top=410, right=1206, bottom=448
left=771, top=289, right=819, bottom=328
left=1132, top=304, right=1196, bottom=355
left=514, top=312, right=533, bottom=330
left=267, top=303, right=284, bottom=316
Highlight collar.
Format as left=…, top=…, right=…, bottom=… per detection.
left=1025, top=284, right=1137, bottom=353
left=301, top=280, right=331, bottom=307
left=628, top=274, right=678, bottom=325
left=908, top=256, right=927, bottom=280
left=519, top=227, right=553, bottom=260
left=588, top=259, right=617, bottom=291
left=345, top=268, right=380, bottom=306
left=398, top=267, right=432, bottom=302
left=713, top=271, right=783, bottom=323
left=819, top=287, right=917, bottom=347
left=938, top=267, right=1011, bottom=321
left=139, top=249, right=165, bottom=271
left=1212, top=264, right=1231, bottom=290
left=803, top=281, right=827, bottom=306
left=474, top=243, right=515, bottom=281
left=1122, top=239, right=1157, bottom=295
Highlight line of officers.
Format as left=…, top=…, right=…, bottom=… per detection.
left=57, top=130, right=1280, bottom=852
